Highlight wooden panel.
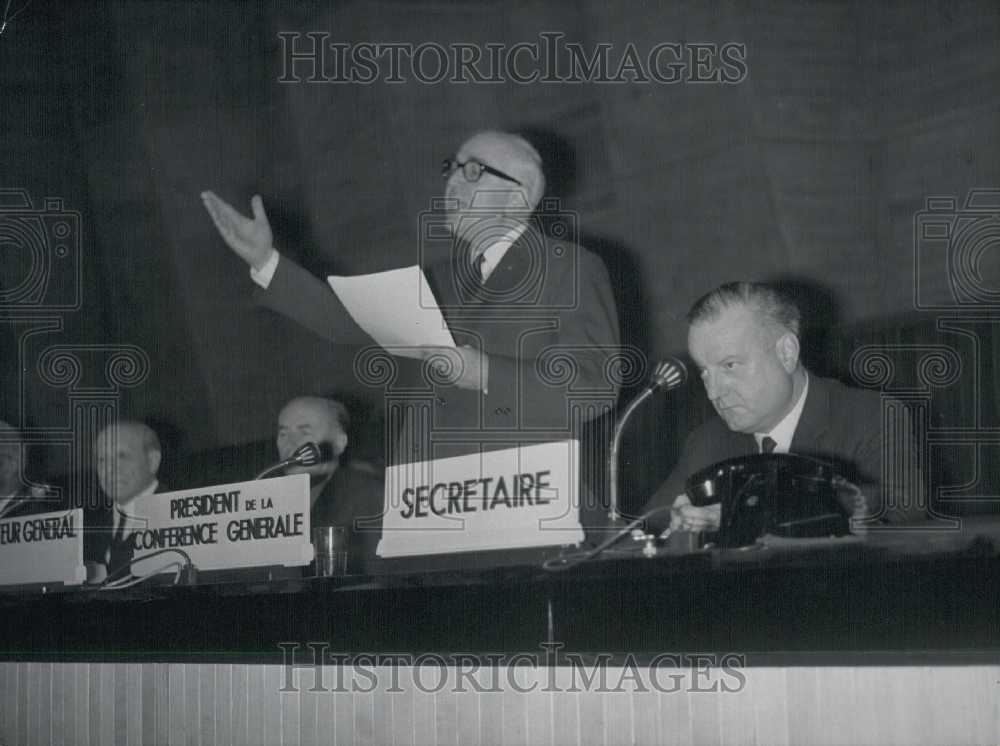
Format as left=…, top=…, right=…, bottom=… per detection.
left=246, top=664, right=266, bottom=746
left=213, top=664, right=233, bottom=746
left=388, top=667, right=416, bottom=746
left=410, top=665, right=437, bottom=746
left=1, top=662, right=1000, bottom=744
left=74, top=664, right=90, bottom=746
left=230, top=664, right=249, bottom=746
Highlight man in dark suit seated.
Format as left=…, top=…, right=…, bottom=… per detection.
left=1, top=420, right=29, bottom=519
left=90, top=421, right=167, bottom=579
left=274, top=396, right=383, bottom=573
left=0, top=420, right=68, bottom=519
left=0, top=420, right=54, bottom=520
left=644, top=281, right=927, bottom=535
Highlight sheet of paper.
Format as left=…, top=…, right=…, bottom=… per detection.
left=327, top=266, right=455, bottom=358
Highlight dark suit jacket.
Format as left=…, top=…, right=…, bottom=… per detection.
left=257, top=226, right=621, bottom=466
left=0, top=482, right=109, bottom=564
left=0, top=489, right=61, bottom=520
left=643, top=374, right=926, bottom=531
left=88, top=482, right=170, bottom=576
left=310, top=465, right=384, bottom=573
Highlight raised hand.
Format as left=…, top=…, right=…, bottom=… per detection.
left=200, top=191, right=275, bottom=270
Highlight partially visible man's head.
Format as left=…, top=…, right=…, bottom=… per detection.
left=686, top=282, right=803, bottom=435
left=0, top=420, right=23, bottom=498
left=94, top=422, right=162, bottom=504
left=276, top=397, right=349, bottom=480
left=443, top=130, right=546, bottom=240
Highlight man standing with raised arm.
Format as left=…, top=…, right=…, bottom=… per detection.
left=201, top=131, right=621, bottom=476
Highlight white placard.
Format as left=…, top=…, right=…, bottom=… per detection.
left=327, top=266, right=456, bottom=357
left=0, top=509, right=85, bottom=586
left=129, top=474, right=313, bottom=573
left=377, top=441, right=584, bottom=558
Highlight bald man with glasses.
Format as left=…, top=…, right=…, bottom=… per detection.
left=202, top=130, right=620, bottom=479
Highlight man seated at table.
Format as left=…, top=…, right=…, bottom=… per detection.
left=275, top=396, right=384, bottom=571
left=91, top=420, right=167, bottom=577
left=644, top=281, right=927, bottom=535
left=0, top=420, right=30, bottom=520
left=0, top=419, right=59, bottom=519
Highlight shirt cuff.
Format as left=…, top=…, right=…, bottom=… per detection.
left=249, top=249, right=280, bottom=288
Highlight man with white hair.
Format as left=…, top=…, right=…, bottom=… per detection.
left=201, top=130, right=620, bottom=470
left=92, top=420, right=166, bottom=576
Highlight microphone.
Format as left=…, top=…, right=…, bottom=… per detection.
left=607, top=358, right=687, bottom=524
left=255, top=441, right=334, bottom=480
left=647, top=358, right=686, bottom=393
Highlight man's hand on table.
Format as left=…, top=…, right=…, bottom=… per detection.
left=670, top=494, right=721, bottom=532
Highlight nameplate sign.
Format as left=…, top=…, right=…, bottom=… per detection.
left=377, top=440, right=584, bottom=558
left=0, top=509, right=85, bottom=586
left=129, top=474, right=313, bottom=573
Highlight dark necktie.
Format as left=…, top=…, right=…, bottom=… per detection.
left=108, top=509, right=133, bottom=574
left=113, top=509, right=126, bottom=543
left=761, top=436, right=777, bottom=454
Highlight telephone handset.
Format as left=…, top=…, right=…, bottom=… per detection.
left=685, top=452, right=851, bottom=548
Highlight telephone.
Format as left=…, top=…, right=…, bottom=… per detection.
left=685, top=452, right=851, bottom=548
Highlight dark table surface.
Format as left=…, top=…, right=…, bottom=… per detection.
left=1, top=517, right=998, bottom=666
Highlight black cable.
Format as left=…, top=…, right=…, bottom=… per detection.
left=99, top=547, right=195, bottom=589
left=541, top=505, right=672, bottom=572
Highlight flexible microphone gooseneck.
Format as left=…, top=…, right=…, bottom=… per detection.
left=607, top=358, right=687, bottom=524
left=254, top=441, right=333, bottom=480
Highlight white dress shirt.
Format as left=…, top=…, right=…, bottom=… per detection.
left=753, top=373, right=809, bottom=454
left=473, top=223, right=528, bottom=282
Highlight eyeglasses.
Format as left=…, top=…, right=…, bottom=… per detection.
left=441, top=158, right=522, bottom=186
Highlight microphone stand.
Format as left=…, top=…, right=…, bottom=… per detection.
left=607, top=359, right=686, bottom=525
left=255, top=442, right=325, bottom=480
left=607, top=386, right=657, bottom=525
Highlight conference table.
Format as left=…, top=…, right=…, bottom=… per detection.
left=1, top=517, right=998, bottom=745
left=2, top=517, right=998, bottom=662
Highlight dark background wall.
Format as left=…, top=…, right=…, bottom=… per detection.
left=1, top=0, right=998, bottom=509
